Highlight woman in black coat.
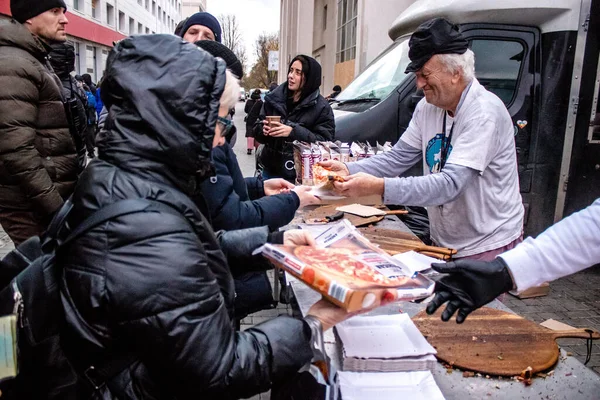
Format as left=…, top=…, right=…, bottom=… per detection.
left=254, top=55, right=335, bottom=182
left=244, top=89, right=262, bottom=154
left=58, top=35, right=348, bottom=399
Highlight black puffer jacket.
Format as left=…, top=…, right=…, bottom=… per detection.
left=254, top=55, right=335, bottom=181
left=59, top=35, right=312, bottom=399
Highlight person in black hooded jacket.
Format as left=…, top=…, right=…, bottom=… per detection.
left=48, top=41, right=88, bottom=171
left=254, top=55, right=335, bottom=182
left=245, top=88, right=262, bottom=153
left=195, top=41, right=319, bottom=233
left=56, top=35, right=350, bottom=399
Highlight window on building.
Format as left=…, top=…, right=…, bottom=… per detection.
left=74, top=42, right=81, bottom=74
left=138, top=22, right=143, bottom=34
left=323, top=5, right=328, bottom=30
left=118, top=11, right=126, bottom=32
left=163, top=11, right=166, bottom=25
left=101, top=49, right=109, bottom=77
left=145, top=0, right=150, bottom=10
left=158, top=5, right=161, bottom=20
left=73, top=0, right=81, bottom=11
left=336, top=0, right=358, bottom=63
left=470, top=39, right=524, bottom=106
left=146, top=27, right=150, bottom=34
left=86, top=45, right=95, bottom=76
left=153, top=1, right=157, bottom=15
left=138, top=0, right=142, bottom=4
left=106, top=4, right=115, bottom=26
left=91, top=0, right=98, bottom=18
left=129, top=17, right=135, bottom=34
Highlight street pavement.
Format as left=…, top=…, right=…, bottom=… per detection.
left=0, top=101, right=596, bottom=400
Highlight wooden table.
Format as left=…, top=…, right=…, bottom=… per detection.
left=285, top=215, right=600, bottom=399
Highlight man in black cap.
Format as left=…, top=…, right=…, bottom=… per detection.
left=322, top=17, right=524, bottom=261
left=0, top=0, right=79, bottom=245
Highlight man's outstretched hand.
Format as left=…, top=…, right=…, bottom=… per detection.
left=426, top=258, right=515, bottom=323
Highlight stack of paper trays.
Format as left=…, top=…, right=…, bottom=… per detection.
left=335, top=313, right=437, bottom=372
left=338, top=371, right=445, bottom=400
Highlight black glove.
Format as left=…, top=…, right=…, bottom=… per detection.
left=425, top=258, right=515, bottom=323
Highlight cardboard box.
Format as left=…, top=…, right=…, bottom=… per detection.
left=511, top=282, right=550, bottom=299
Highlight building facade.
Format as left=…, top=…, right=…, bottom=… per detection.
left=0, top=0, right=182, bottom=82
left=279, top=0, right=414, bottom=94
left=182, top=0, right=207, bottom=18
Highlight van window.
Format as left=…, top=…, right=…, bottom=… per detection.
left=470, top=39, right=524, bottom=106
left=336, top=38, right=411, bottom=103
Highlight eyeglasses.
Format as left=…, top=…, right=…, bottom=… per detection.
left=217, top=116, right=233, bottom=138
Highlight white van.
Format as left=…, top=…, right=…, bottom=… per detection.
left=332, top=0, right=599, bottom=236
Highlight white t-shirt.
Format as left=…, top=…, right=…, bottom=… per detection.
left=400, top=79, right=524, bottom=257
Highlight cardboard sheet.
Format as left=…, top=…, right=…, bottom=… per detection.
left=336, top=204, right=386, bottom=217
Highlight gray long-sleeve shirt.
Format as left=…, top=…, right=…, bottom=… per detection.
left=347, top=140, right=478, bottom=206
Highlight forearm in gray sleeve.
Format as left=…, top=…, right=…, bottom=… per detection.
left=382, top=163, right=478, bottom=206
left=346, top=140, right=422, bottom=177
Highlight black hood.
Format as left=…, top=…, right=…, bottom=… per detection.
left=48, top=41, right=75, bottom=78
left=97, top=34, right=226, bottom=193
left=288, top=54, right=321, bottom=102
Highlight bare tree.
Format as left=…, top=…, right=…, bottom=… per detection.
left=245, top=32, right=279, bottom=88
left=219, top=14, right=247, bottom=76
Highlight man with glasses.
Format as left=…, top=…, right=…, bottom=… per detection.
left=322, top=18, right=524, bottom=261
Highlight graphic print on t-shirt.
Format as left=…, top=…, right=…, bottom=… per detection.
left=425, top=133, right=453, bottom=173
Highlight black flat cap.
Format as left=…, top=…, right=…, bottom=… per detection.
left=194, top=40, right=243, bottom=79
left=405, top=18, right=469, bottom=73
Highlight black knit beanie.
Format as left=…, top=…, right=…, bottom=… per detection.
left=180, top=12, right=221, bottom=42
left=194, top=40, right=243, bottom=79
left=11, top=0, right=67, bottom=23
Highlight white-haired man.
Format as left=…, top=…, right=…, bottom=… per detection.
left=322, top=18, right=524, bottom=260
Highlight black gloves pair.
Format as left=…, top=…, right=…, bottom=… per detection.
left=425, top=258, right=515, bottom=323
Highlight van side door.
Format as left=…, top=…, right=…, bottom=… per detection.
left=460, top=25, right=540, bottom=235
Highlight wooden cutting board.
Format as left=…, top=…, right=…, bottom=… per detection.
left=303, top=204, right=386, bottom=227
left=358, top=227, right=421, bottom=242
left=413, top=307, right=600, bottom=376
left=358, top=227, right=456, bottom=260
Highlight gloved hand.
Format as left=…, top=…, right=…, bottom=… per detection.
left=425, top=258, right=515, bottom=323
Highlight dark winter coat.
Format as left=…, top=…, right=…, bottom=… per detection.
left=254, top=55, right=334, bottom=181
left=0, top=20, right=78, bottom=215
left=49, top=42, right=88, bottom=171
left=244, top=96, right=263, bottom=137
left=59, top=35, right=312, bottom=400
left=201, top=143, right=299, bottom=231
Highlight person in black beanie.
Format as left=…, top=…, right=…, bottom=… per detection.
left=0, top=0, right=78, bottom=245
left=178, top=11, right=222, bottom=43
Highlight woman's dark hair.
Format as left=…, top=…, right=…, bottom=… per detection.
left=287, top=55, right=322, bottom=102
